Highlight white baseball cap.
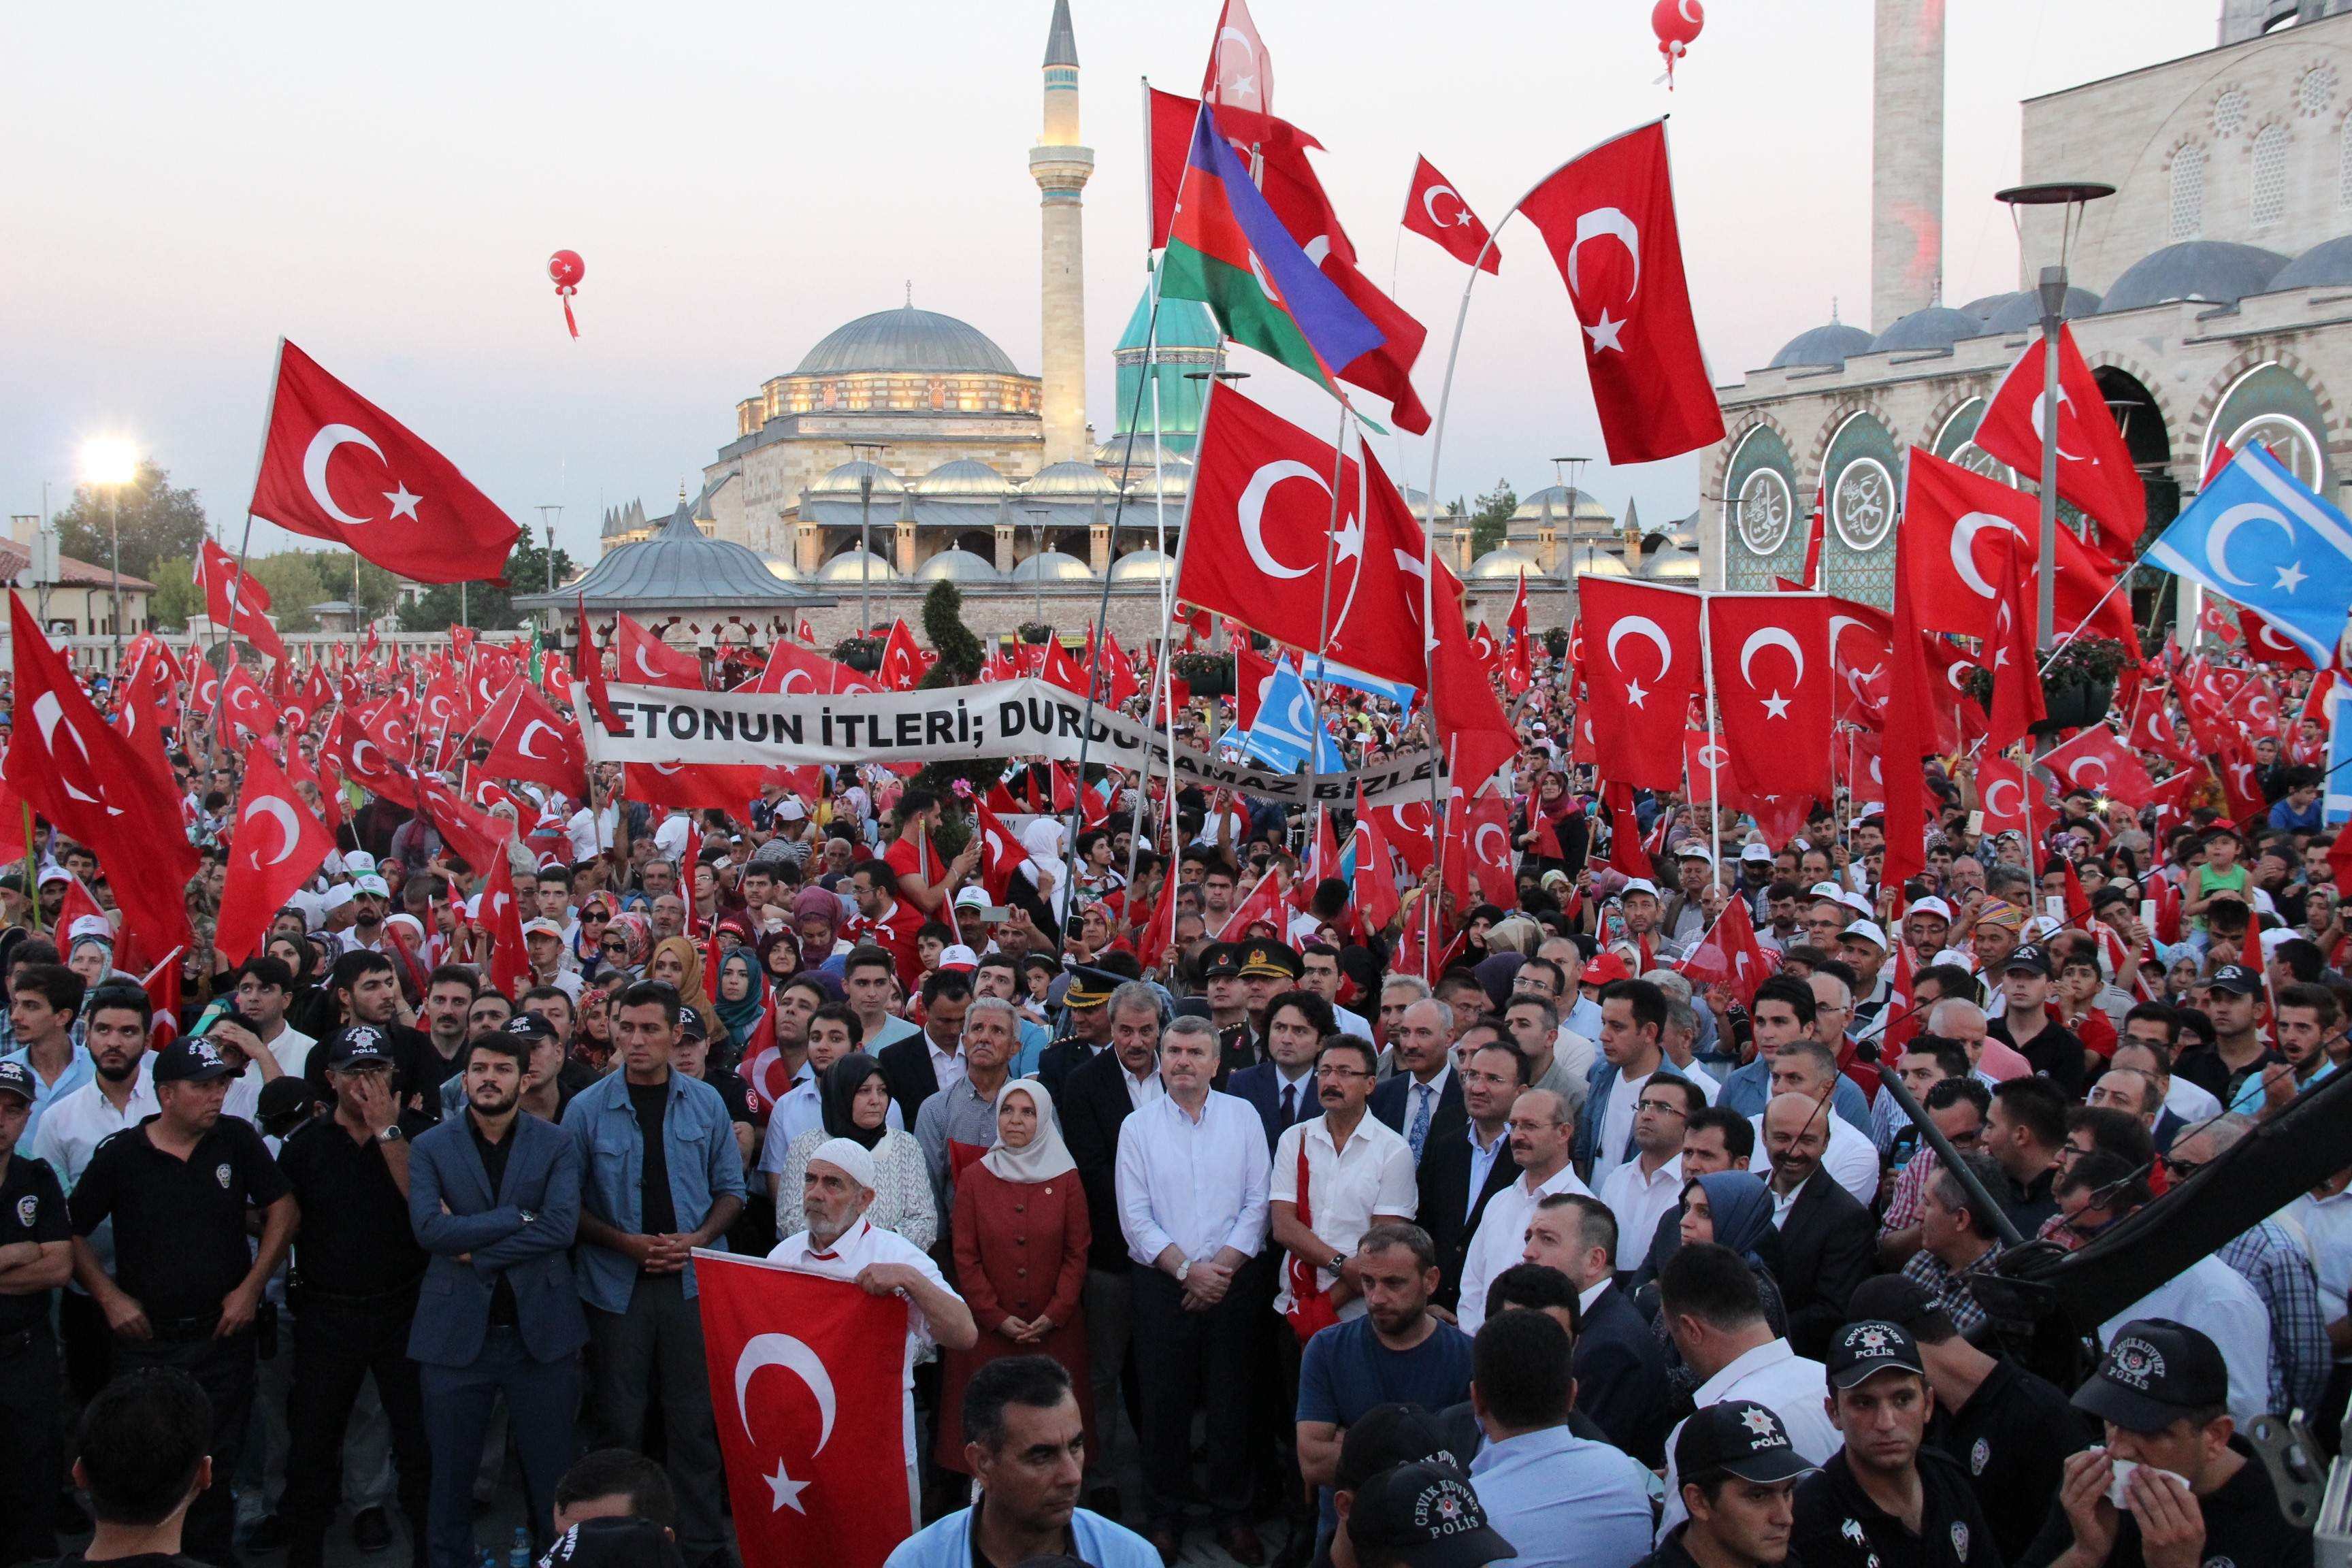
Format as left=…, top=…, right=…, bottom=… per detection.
left=1906, top=897, right=1954, bottom=923
left=1740, top=843, right=1771, bottom=863
left=1620, top=878, right=1661, bottom=900
left=521, top=918, right=565, bottom=941
left=1808, top=881, right=1846, bottom=901
left=1840, top=919, right=1890, bottom=951
left=777, top=799, right=808, bottom=823
left=343, top=851, right=378, bottom=876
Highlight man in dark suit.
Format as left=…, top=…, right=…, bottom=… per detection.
left=1521, top=1192, right=1673, bottom=1465
left=875, top=968, right=970, bottom=1130
left=1058, top=981, right=1164, bottom=1518
left=1225, top=990, right=1333, bottom=1153
left=1760, top=1091, right=1877, bottom=1359
left=1033, top=956, right=1139, bottom=1102
left=1369, top=996, right=1463, bottom=1164
left=407, top=1028, right=587, bottom=1567
left=1419, top=1034, right=1522, bottom=1313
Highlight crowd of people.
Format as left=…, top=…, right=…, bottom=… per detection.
left=0, top=624, right=2344, bottom=1568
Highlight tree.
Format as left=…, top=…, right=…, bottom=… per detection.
left=147, top=557, right=201, bottom=633
left=397, top=539, right=573, bottom=632
left=51, top=460, right=208, bottom=583
left=244, top=552, right=331, bottom=621
left=913, top=580, right=1002, bottom=834
left=1469, top=479, right=1517, bottom=559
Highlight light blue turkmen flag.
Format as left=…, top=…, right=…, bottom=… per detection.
left=1239, top=658, right=1349, bottom=774
left=2146, top=443, right=2352, bottom=668
left=1296, top=653, right=1418, bottom=719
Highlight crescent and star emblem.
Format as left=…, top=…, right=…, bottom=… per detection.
left=1605, top=617, right=1674, bottom=708
left=1565, top=207, right=1641, bottom=353
left=517, top=721, right=559, bottom=760
left=301, top=424, right=421, bottom=529
left=1473, top=821, right=1508, bottom=864
left=1737, top=627, right=1806, bottom=719
left=1422, top=184, right=1472, bottom=229
left=2031, top=389, right=2087, bottom=462
left=1983, top=777, right=2023, bottom=821
left=1237, top=463, right=1326, bottom=582
left=2071, top=754, right=2111, bottom=788
left=1948, top=512, right=2029, bottom=598
left=734, top=1333, right=840, bottom=1515
left=2204, top=502, right=2304, bottom=591
left=33, top=693, right=102, bottom=805
left=1216, top=27, right=1260, bottom=105
left=242, top=796, right=303, bottom=866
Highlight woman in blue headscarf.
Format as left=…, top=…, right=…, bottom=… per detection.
left=1644, top=1171, right=1789, bottom=1396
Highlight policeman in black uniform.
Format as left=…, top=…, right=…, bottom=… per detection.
left=69, top=1027, right=299, bottom=1565
left=1637, top=1399, right=1817, bottom=1568
left=276, top=1026, right=433, bottom=1568
left=0, top=1059, right=73, bottom=1565
left=1793, top=1320, right=2001, bottom=1568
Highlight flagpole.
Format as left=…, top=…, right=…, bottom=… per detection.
left=1700, top=601, right=1722, bottom=891
left=1122, top=262, right=1173, bottom=911
left=2033, top=563, right=2137, bottom=677
left=1307, top=402, right=1353, bottom=756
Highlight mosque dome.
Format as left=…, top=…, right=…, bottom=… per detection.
left=1024, top=461, right=1120, bottom=497
left=2268, top=233, right=2352, bottom=291
left=1981, top=287, right=2102, bottom=334
left=761, top=553, right=805, bottom=583
left=1468, top=546, right=1550, bottom=581
left=529, top=497, right=815, bottom=610
left=2098, top=240, right=2289, bottom=313
left=1571, top=553, right=1633, bottom=580
left=1868, top=305, right=1986, bottom=353
left=1769, top=322, right=1875, bottom=370
left=1959, top=291, right=2021, bottom=321
left=1512, top=486, right=1613, bottom=525
left=915, top=549, right=1002, bottom=583
left=808, top=461, right=906, bottom=500
left=913, top=459, right=1015, bottom=497
left=816, top=549, right=900, bottom=584
left=792, top=306, right=1022, bottom=377
left=1639, top=549, right=1701, bottom=582
left=1010, top=550, right=1094, bottom=582
left=1109, top=549, right=1173, bottom=583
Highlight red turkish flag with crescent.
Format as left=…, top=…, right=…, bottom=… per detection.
left=1975, top=757, right=2036, bottom=838
left=2041, top=724, right=2156, bottom=808
left=217, top=744, right=335, bottom=967
left=473, top=680, right=587, bottom=798
left=1444, top=791, right=1516, bottom=908
left=325, top=704, right=415, bottom=808
left=2240, top=604, right=2319, bottom=670
left=1899, top=448, right=2135, bottom=644
left=478, top=853, right=530, bottom=998
left=1178, top=389, right=1435, bottom=687
left=1517, top=121, right=1724, bottom=464
left=1403, top=154, right=1500, bottom=272
left=1974, top=323, right=2145, bottom=564
left=697, top=1252, right=913, bottom=1568
left=246, top=340, right=520, bottom=583
left=1579, top=578, right=1703, bottom=791
left=2126, top=683, right=2199, bottom=765
left=623, top=762, right=768, bottom=814
left=749, top=640, right=877, bottom=698
left=878, top=620, right=929, bottom=692
left=1678, top=894, right=1776, bottom=1008
left=1705, top=594, right=1833, bottom=802
left=3, top=595, right=196, bottom=961
left=613, top=613, right=704, bottom=690
left=218, top=664, right=282, bottom=740
left=1353, top=787, right=1404, bottom=934
left=415, top=777, right=517, bottom=875
left=195, top=540, right=288, bottom=661
left=1369, top=796, right=1437, bottom=879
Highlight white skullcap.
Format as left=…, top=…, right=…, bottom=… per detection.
left=808, top=1137, right=877, bottom=1190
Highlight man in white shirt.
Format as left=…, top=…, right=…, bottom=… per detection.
left=1270, top=1036, right=1417, bottom=1324
left=1577, top=976, right=1670, bottom=1182
left=1297, top=945, right=1373, bottom=1041
left=1113, top=1017, right=1271, bottom=1559
left=229, top=958, right=316, bottom=1077
left=1597, top=1074, right=1700, bottom=1270
left=1654, top=1240, right=1840, bottom=1539
left=1744, top=1039, right=1880, bottom=1205
left=768, top=1137, right=975, bottom=1515
left=1455, top=1089, right=1590, bottom=1336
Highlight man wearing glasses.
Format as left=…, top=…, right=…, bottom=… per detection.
left=1596, top=1075, right=1701, bottom=1279
left=1269, top=1035, right=1418, bottom=1329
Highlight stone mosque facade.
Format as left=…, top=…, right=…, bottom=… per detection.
left=1705, top=0, right=2352, bottom=619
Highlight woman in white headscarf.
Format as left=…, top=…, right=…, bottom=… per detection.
left=1009, top=816, right=1069, bottom=939
left=936, top=1077, right=1090, bottom=1474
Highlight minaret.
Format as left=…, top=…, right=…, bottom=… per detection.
left=1030, top=0, right=1092, bottom=466
left=1870, top=0, right=1944, bottom=330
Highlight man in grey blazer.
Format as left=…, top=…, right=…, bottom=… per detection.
left=407, top=1022, right=587, bottom=1568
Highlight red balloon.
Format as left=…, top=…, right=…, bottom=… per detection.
left=547, top=249, right=585, bottom=289
left=1651, top=0, right=1704, bottom=48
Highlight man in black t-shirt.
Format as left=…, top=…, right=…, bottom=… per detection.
left=2021, top=1319, right=2314, bottom=1568
left=1986, top=947, right=2088, bottom=1100
left=301, top=950, right=446, bottom=1122
left=276, top=1026, right=433, bottom=1568
left=52, top=1367, right=218, bottom=1568
left=0, top=1059, right=72, bottom=1566
left=69, top=1024, right=299, bottom=1567
left=1793, top=1321, right=2002, bottom=1568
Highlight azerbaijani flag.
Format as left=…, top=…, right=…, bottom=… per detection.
left=1160, top=105, right=1385, bottom=395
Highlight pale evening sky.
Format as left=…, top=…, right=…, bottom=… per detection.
left=1, top=1, right=2225, bottom=566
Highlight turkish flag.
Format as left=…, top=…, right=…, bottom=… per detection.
left=1221, top=864, right=1290, bottom=940
left=216, top=744, right=334, bottom=966
left=2126, top=683, right=2197, bottom=764
left=1899, top=448, right=2136, bottom=644
left=1602, top=781, right=1650, bottom=879
left=478, top=852, right=530, bottom=997
left=1369, top=796, right=1437, bottom=878
left=697, top=1252, right=915, bottom=1568
left=195, top=540, right=287, bottom=660
left=1179, top=387, right=1433, bottom=686
left=473, top=679, right=587, bottom=798
left=2227, top=674, right=2283, bottom=740
left=3, top=594, right=195, bottom=959
left=2041, top=725, right=2156, bottom=807
left=1427, top=600, right=1521, bottom=791
left=327, top=706, right=416, bottom=809
left=1580, top=578, right=1703, bottom=790
left=419, top=670, right=466, bottom=747
left=1041, top=638, right=1091, bottom=698
left=1705, top=593, right=1833, bottom=802
left=247, top=340, right=519, bottom=583
left=623, top=762, right=766, bottom=814
left=1504, top=573, right=1533, bottom=696
left=1353, top=787, right=1403, bottom=933
left=1683, top=730, right=1728, bottom=801
left=190, top=657, right=222, bottom=717
left=1518, top=121, right=1723, bottom=464
left=1974, top=323, right=2145, bottom=564
left=415, top=777, right=517, bottom=875
left=462, top=646, right=525, bottom=728
left=1980, top=529, right=2046, bottom=755
left=749, top=640, right=877, bottom=698
left=1446, top=791, right=1515, bottom=908
left=974, top=806, right=1026, bottom=902
left=219, top=663, right=282, bottom=740
left=878, top=620, right=929, bottom=692
left=1235, top=644, right=1278, bottom=730
left=1678, top=894, right=1775, bottom=1008
left=116, top=638, right=181, bottom=742
left=2240, top=605, right=2318, bottom=670
left=1403, top=154, right=1500, bottom=272
left=1975, top=757, right=2034, bottom=837
left=2197, top=598, right=2244, bottom=648
left=1827, top=597, right=1894, bottom=728
left=613, top=613, right=704, bottom=690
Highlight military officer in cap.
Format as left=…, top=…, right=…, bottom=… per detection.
left=0, top=1058, right=73, bottom=1565
left=69, top=1026, right=299, bottom=1565
left=1239, top=940, right=1305, bottom=1040
left=1198, top=942, right=1255, bottom=1072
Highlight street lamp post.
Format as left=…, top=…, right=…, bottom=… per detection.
left=1552, top=455, right=1590, bottom=578
left=848, top=442, right=884, bottom=633
left=537, top=505, right=563, bottom=592
left=1024, top=504, right=1051, bottom=627
left=1993, top=180, right=2115, bottom=651
left=80, top=439, right=139, bottom=672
